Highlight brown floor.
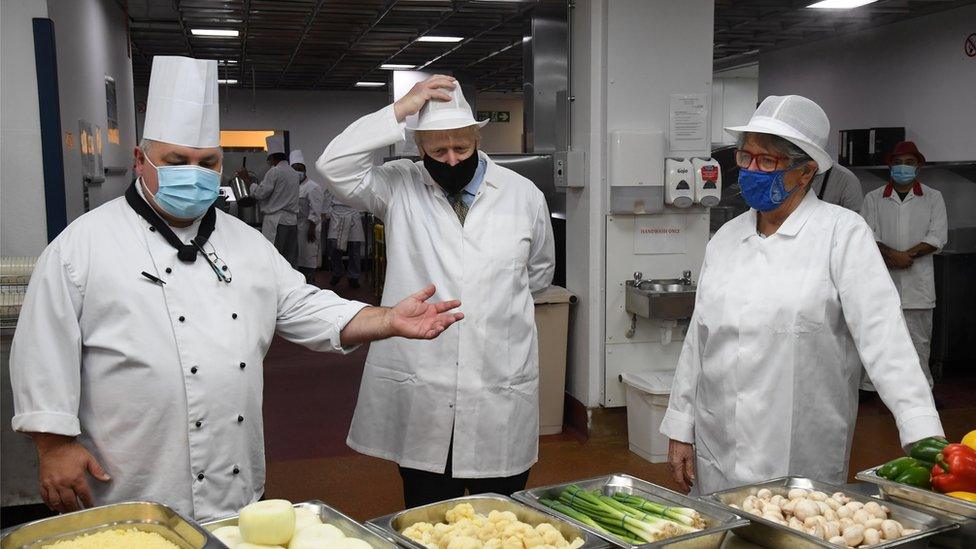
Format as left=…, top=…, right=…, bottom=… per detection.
left=263, top=272, right=976, bottom=523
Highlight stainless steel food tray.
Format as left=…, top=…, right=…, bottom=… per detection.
left=706, top=477, right=958, bottom=548
left=513, top=473, right=747, bottom=549
left=368, top=493, right=609, bottom=549
left=856, top=466, right=976, bottom=519
left=203, top=499, right=400, bottom=549
left=0, top=501, right=222, bottom=549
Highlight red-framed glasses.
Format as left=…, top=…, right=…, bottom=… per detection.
left=734, top=149, right=792, bottom=173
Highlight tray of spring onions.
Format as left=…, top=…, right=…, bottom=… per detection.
left=512, top=474, right=747, bottom=548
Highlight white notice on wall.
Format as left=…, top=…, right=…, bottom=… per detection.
left=669, top=93, right=708, bottom=152
left=634, top=214, right=687, bottom=255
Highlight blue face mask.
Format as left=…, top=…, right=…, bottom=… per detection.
left=738, top=164, right=805, bottom=212
left=890, top=165, right=917, bottom=185
left=145, top=154, right=221, bottom=219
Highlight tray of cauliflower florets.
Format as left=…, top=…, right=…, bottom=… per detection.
left=368, top=494, right=607, bottom=549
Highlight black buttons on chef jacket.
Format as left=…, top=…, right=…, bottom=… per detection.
left=165, top=267, right=172, bottom=274
left=149, top=226, right=156, bottom=232
left=232, top=313, right=238, bottom=319
left=191, top=366, right=198, bottom=374
left=240, top=362, right=246, bottom=369
left=197, top=473, right=205, bottom=481
left=233, top=467, right=240, bottom=475
left=195, top=420, right=202, bottom=428
left=179, top=316, right=186, bottom=322
left=237, top=415, right=244, bottom=423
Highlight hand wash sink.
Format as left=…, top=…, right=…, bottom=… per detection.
left=625, top=271, right=696, bottom=320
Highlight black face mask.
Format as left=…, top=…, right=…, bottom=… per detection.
left=423, top=151, right=479, bottom=195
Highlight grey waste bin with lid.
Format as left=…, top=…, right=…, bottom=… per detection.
left=533, top=286, right=576, bottom=436
left=621, top=370, right=675, bottom=464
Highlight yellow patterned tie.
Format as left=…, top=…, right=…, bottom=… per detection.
left=449, top=193, right=469, bottom=225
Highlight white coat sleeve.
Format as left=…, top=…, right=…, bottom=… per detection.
left=316, top=104, right=409, bottom=220
left=527, top=197, right=556, bottom=294
left=9, top=242, right=84, bottom=436
left=830, top=216, right=944, bottom=448
left=860, top=192, right=880, bottom=240
left=659, top=256, right=709, bottom=444
left=250, top=168, right=277, bottom=201
left=270, top=241, right=369, bottom=352
left=921, top=192, right=948, bottom=250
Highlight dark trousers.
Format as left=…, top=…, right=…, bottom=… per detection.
left=274, top=224, right=298, bottom=267
left=398, top=445, right=531, bottom=508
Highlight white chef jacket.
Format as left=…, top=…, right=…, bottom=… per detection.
left=298, top=177, right=326, bottom=269
left=9, top=189, right=368, bottom=521
left=252, top=162, right=301, bottom=241
left=860, top=182, right=948, bottom=309
left=317, top=104, right=556, bottom=477
left=812, top=163, right=863, bottom=213
left=660, top=190, right=943, bottom=495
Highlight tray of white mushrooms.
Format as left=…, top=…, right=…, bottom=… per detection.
left=706, top=477, right=958, bottom=548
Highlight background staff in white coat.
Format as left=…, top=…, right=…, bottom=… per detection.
left=324, top=193, right=366, bottom=289
left=661, top=95, right=943, bottom=495
left=292, top=149, right=326, bottom=284
left=860, top=141, right=947, bottom=390
left=247, top=136, right=301, bottom=266
left=318, top=75, right=555, bottom=507
left=9, top=57, right=463, bottom=520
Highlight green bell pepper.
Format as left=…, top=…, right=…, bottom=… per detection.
left=878, top=457, right=922, bottom=480
left=910, top=437, right=949, bottom=466
left=894, top=465, right=933, bottom=489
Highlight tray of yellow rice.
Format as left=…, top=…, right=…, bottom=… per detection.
left=0, top=501, right=223, bottom=549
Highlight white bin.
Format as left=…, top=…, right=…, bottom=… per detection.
left=621, top=371, right=675, bottom=464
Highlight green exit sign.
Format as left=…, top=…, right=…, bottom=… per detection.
left=477, top=111, right=511, bottom=123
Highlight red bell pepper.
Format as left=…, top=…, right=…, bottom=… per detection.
left=931, top=444, right=976, bottom=494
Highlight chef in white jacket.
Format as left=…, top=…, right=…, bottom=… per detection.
left=318, top=75, right=555, bottom=507
left=660, top=95, right=943, bottom=496
left=860, top=141, right=948, bottom=389
left=9, top=57, right=463, bottom=521
left=250, top=136, right=301, bottom=265
left=324, top=193, right=366, bottom=289
left=292, top=149, right=326, bottom=284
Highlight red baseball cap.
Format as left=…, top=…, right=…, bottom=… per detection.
left=885, top=141, right=926, bottom=165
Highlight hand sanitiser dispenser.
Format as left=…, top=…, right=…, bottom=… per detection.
left=665, top=158, right=694, bottom=208
left=692, top=157, right=722, bottom=207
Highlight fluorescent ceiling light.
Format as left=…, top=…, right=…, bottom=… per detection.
left=807, top=0, right=879, bottom=9
left=191, top=28, right=239, bottom=37
left=217, top=79, right=238, bottom=84
left=355, top=82, right=386, bottom=88
left=380, top=64, right=415, bottom=70
left=221, top=60, right=238, bottom=64
left=417, top=36, right=463, bottom=43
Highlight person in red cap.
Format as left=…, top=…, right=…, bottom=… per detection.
left=861, top=141, right=948, bottom=390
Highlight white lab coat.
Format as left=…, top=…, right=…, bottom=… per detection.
left=9, top=191, right=367, bottom=521
left=298, top=177, right=326, bottom=269
left=317, top=104, right=556, bottom=477
left=252, top=162, right=301, bottom=242
left=660, top=191, right=943, bottom=495
left=860, top=182, right=948, bottom=309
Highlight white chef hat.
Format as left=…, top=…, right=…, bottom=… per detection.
left=266, top=135, right=285, bottom=156
left=143, top=56, right=220, bottom=148
left=725, top=95, right=833, bottom=174
left=405, top=83, right=489, bottom=131
left=289, top=150, right=305, bottom=165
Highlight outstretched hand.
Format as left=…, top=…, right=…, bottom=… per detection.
left=388, top=285, right=463, bottom=339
